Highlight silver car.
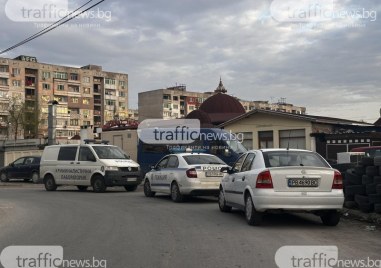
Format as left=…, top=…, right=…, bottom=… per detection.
left=143, top=153, right=228, bottom=202
left=218, top=149, right=344, bottom=226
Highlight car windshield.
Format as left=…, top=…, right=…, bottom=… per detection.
left=183, top=155, right=226, bottom=165
left=263, top=151, right=330, bottom=168
left=225, top=139, right=247, bottom=154
left=92, top=146, right=129, bottom=160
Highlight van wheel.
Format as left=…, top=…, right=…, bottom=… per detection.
left=31, top=172, right=39, bottom=184
left=77, top=186, right=88, bottom=192
left=44, top=175, right=57, bottom=191
left=92, top=176, right=106, bottom=193
left=0, top=172, right=9, bottom=182
left=171, top=182, right=183, bottom=203
left=245, top=194, right=263, bottom=226
left=124, top=185, right=138, bottom=192
left=144, top=179, right=155, bottom=197
left=320, top=211, right=340, bottom=226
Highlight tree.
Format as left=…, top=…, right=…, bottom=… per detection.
left=6, top=96, right=25, bottom=141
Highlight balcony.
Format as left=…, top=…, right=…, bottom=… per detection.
left=105, top=95, right=117, bottom=100
left=94, top=110, right=101, bottom=115
left=0, top=72, right=9, bottom=78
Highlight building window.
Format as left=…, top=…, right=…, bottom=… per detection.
left=69, top=85, right=80, bottom=92
left=173, top=96, right=178, bottom=101
left=0, top=78, right=8, bottom=86
left=119, top=91, right=126, bottom=97
left=71, top=97, right=79, bottom=103
left=70, top=73, right=78, bottom=80
left=83, top=87, right=90, bottom=94
left=279, top=129, right=306, bottom=149
left=53, top=72, right=68, bottom=80
left=12, top=68, right=20, bottom=75
left=83, top=76, right=90, bottom=83
left=70, top=119, right=79, bottom=126
left=105, top=100, right=115, bottom=106
left=42, top=71, right=51, bottom=79
left=57, top=84, right=65, bottom=91
left=105, top=78, right=116, bottom=85
left=83, top=98, right=90, bottom=105
left=0, top=65, right=8, bottom=72
left=12, top=80, right=21, bottom=87
left=240, top=132, right=253, bottom=150
left=54, top=96, right=68, bottom=103
left=163, top=95, right=170, bottom=100
left=43, top=83, right=51, bottom=90
left=188, top=105, right=195, bottom=111
left=119, top=81, right=126, bottom=88
left=258, top=131, right=273, bottom=149
left=173, top=104, right=179, bottom=109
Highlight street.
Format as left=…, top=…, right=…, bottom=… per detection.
left=0, top=183, right=380, bottom=268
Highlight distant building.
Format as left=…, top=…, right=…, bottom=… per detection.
left=0, top=56, right=129, bottom=140
left=138, top=79, right=306, bottom=121
left=127, top=109, right=139, bottom=121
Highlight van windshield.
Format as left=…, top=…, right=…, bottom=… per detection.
left=92, top=146, right=129, bottom=159
left=226, top=139, right=247, bottom=154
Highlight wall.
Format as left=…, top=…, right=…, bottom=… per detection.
left=101, top=129, right=138, bottom=161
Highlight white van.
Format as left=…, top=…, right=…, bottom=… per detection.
left=40, top=141, right=141, bottom=193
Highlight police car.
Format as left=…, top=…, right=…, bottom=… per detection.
left=40, top=140, right=141, bottom=193
left=143, top=153, right=228, bottom=202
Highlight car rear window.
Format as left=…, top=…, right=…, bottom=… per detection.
left=263, top=151, right=330, bottom=168
left=183, top=155, right=226, bottom=165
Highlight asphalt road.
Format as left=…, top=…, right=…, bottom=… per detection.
left=0, top=183, right=380, bottom=268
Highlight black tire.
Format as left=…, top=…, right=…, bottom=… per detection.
left=362, top=175, right=373, bottom=185
left=92, top=175, right=106, bottom=193
left=366, top=183, right=377, bottom=195
left=377, top=184, right=381, bottom=194
left=375, top=204, right=381, bottom=214
left=124, top=185, right=138, bottom=192
left=77, top=186, right=88, bottom=192
left=345, top=170, right=362, bottom=185
left=344, top=185, right=366, bottom=196
left=245, top=194, right=263, bottom=226
left=31, top=172, right=39, bottom=184
left=366, top=166, right=378, bottom=177
left=374, top=176, right=381, bottom=184
left=320, top=211, right=340, bottom=226
left=0, top=172, right=9, bottom=182
left=358, top=202, right=374, bottom=213
left=355, top=194, right=369, bottom=204
left=170, top=182, right=183, bottom=203
left=354, top=166, right=366, bottom=176
left=368, top=194, right=381, bottom=204
left=44, top=175, right=57, bottom=191
left=362, top=157, right=374, bottom=166
left=374, top=156, right=381, bottom=166
left=143, top=179, right=155, bottom=197
left=344, top=201, right=357, bottom=209
left=218, top=188, right=232, bottom=212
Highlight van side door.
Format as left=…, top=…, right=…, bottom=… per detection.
left=76, top=146, right=98, bottom=186
left=55, top=146, right=79, bottom=185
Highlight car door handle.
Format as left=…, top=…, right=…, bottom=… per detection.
left=70, top=162, right=74, bottom=164
left=242, top=176, right=245, bottom=181
left=232, top=178, right=235, bottom=182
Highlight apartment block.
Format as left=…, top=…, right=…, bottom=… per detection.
left=240, top=98, right=306, bottom=115
left=0, top=55, right=128, bottom=140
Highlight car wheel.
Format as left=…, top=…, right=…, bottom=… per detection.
left=77, top=186, right=88, bottom=192
left=0, top=172, right=9, bottom=182
left=320, top=211, right=340, bottom=226
left=245, top=194, right=263, bottom=226
left=124, top=185, right=138, bottom=192
left=31, top=172, right=39, bottom=184
left=44, top=175, right=57, bottom=191
left=218, top=188, right=232, bottom=212
left=92, top=175, right=106, bottom=193
left=144, top=179, right=156, bottom=197
left=171, top=182, right=183, bottom=203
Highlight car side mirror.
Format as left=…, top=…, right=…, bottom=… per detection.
left=151, top=165, right=159, bottom=170
left=220, top=166, right=232, bottom=174
left=10, top=163, right=14, bottom=167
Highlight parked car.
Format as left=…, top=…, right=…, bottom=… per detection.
left=0, top=156, right=41, bottom=183
left=218, top=149, right=344, bottom=226
left=143, top=153, right=228, bottom=202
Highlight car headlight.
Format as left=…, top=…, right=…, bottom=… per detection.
left=105, top=166, right=119, bottom=171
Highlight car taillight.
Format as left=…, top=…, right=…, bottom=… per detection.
left=332, top=170, right=343, bottom=189
left=256, top=170, right=273, bottom=189
left=186, top=168, right=198, bottom=178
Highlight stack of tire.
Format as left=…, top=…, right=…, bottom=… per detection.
left=343, top=156, right=381, bottom=213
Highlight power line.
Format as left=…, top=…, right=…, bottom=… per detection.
left=0, top=0, right=105, bottom=55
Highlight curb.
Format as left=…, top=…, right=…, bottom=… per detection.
left=341, top=208, right=381, bottom=225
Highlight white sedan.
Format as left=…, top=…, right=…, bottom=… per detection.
left=143, top=153, right=228, bottom=202
left=218, top=149, right=344, bottom=226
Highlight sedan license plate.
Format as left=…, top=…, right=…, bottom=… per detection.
left=288, top=178, right=318, bottom=187
left=206, top=171, right=223, bottom=177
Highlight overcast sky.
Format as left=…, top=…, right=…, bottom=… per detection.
left=1, top=0, right=380, bottom=123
